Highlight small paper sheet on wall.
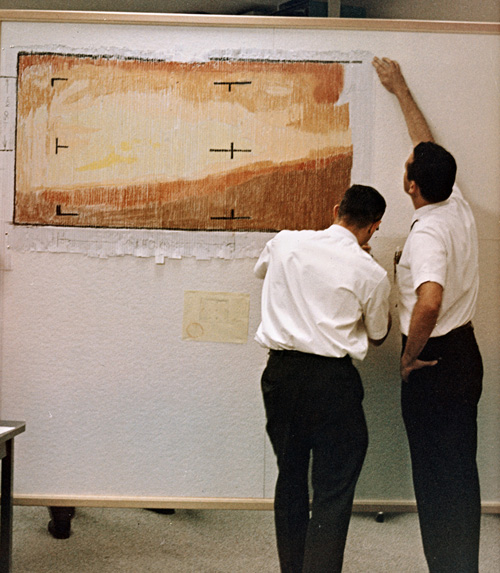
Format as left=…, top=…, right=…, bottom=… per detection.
left=182, top=291, right=250, bottom=344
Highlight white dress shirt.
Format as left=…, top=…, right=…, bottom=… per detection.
left=397, top=185, right=479, bottom=337
left=254, top=224, right=390, bottom=360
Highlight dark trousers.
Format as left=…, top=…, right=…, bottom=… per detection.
left=261, top=350, right=368, bottom=573
left=401, top=324, right=483, bottom=573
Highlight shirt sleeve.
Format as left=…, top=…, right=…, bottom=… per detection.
left=254, top=241, right=271, bottom=279
left=363, top=274, right=391, bottom=341
left=408, top=228, right=447, bottom=291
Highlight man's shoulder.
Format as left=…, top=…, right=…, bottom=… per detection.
left=414, top=185, right=473, bottom=235
left=273, top=228, right=322, bottom=246
left=365, top=254, right=389, bottom=281
left=348, top=247, right=389, bottom=287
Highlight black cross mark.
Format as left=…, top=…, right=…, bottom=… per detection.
left=56, top=205, right=79, bottom=217
left=211, top=209, right=251, bottom=221
left=210, top=142, right=251, bottom=159
left=51, top=77, right=68, bottom=87
left=214, top=81, right=252, bottom=92
left=55, top=138, right=69, bottom=154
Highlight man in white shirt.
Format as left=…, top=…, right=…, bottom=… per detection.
left=373, top=57, right=483, bottom=572
left=255, top=184, right=391, bottom=573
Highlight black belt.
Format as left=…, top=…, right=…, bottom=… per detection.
left=269, top=349, right=351, bottom=361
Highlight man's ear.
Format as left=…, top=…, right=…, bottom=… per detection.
left=408, top=180, right=419, bottom=197
left=368, top=220, right=381, bottom=238
left=333, top=204, right=340, bottom=220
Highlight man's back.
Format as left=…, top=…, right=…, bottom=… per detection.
left=254, top=225, right=389, bottom=360
left=398, top=185, right=479, bottom=336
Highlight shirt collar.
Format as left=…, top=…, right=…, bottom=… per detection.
left=411, top=198, right=449, bottom=227
left=327, top=223, right=359, bottom=244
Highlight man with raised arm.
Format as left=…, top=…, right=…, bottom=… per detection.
left=254, top=184, right=391, bottom=572
left=373, top=57, right=483, bottom=572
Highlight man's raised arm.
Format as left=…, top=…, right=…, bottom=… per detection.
left=372, top=57, right=434, bottom=146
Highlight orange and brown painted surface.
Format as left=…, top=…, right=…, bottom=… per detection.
left=15, top=53, right=353, bottom=231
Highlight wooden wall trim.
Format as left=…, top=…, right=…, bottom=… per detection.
left=0, top=10, right=499, bottom=35
left=14, top=495, right=500, bottom=513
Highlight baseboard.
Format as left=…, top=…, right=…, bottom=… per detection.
left=13, top=495, right=500, bottom=514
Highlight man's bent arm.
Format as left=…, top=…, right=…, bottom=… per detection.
left=370, top=312, right=392, bottom=347
left=372, top=57, right=434, bottom=147
left=401, top=281, right=443, bottom=382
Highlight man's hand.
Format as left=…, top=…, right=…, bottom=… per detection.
left=401, top=355, right=438, bottom=383
left=372, top=56, right=434, bottom=146
left=372, top=57, right=409, bottom=96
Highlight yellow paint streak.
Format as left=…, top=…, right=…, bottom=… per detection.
left=120, top=141, right=133, bottom=152
left=76, top=152, right=137, bottom=172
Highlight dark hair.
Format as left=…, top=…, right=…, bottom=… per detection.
left=407, top=142, right=456, bottom=203
left=337, top=184, right=386, bottom=228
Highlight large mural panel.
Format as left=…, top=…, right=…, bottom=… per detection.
left=15, top=53, right=355, bottom=232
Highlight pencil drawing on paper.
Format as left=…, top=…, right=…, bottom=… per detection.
left=15, top=52, right=354, bottom=231
left=182, top=291, right=250, bottom=344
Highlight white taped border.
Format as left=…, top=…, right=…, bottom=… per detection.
left=6, top=224, right=272, bottom=262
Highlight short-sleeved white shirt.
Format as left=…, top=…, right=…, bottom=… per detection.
left=254, top=224, right=391, bottom=361
left=397, top=185, right=479, bottom=337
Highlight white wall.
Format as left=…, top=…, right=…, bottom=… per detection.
left=0, top=18, right=499, bottom=505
